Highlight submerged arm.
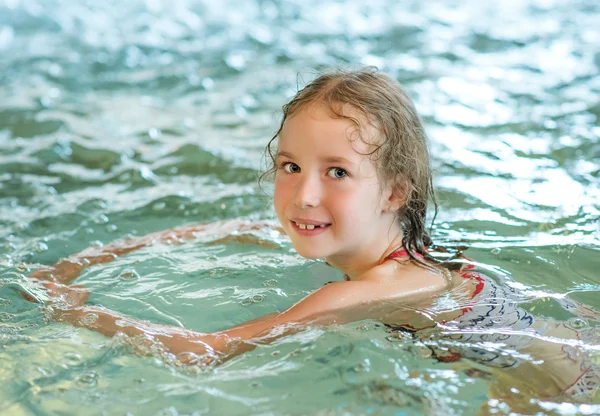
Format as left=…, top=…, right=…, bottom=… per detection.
left=29, top=219, right=284, bottom=285
left=53, top=281, right=386, bottom=362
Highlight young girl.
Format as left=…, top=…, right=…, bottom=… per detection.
left=28, top=69, right=599, bottom=409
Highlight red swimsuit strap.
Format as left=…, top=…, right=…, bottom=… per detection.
left=385, top=248, right=425, bottom=262
left=342, top=248, right=419, bottom=281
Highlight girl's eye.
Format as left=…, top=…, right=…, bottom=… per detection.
left=327, top=167, right=348, bottom=179
left=282, top=162, right=300, bottom=173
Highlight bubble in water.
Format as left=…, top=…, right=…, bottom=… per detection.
left=569, top=318, right=587, bottom=329
left=0, top=298, right=10, bottom=307
left=263, top=279, right=278, bottom=287
left=119, top=269, right=140, bottom=280
left=417, top=346, right=433, bottom=358
left=15, top=263, right=29, bottom=273
left=34, top=242, right=49, bottom=253
left=78, top=371, right=98, bottom=387
left=0, top=255, right=14, bottom=268
left=148, top=128, right=161, bottom=139
left=491, top=248, right=501, bottom=255
left=63, top=352, right=82, bottom=366
left=240, top=298, right=253, bottom=306
left=0, top=312, right=15, bottom=321
left=94, top=214, right=109, bottom=224
left=252, top=294, right=265, bottom=303
left=106, top=224, right=118, bottom=232
left=153, top=202, right=167, bottom=211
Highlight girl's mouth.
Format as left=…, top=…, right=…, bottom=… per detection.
left=290, top=221, right=331, bottom=236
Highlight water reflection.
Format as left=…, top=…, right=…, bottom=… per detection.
left=0, top=0, right=599, bottom=414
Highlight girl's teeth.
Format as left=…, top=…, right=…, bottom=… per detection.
left=295, top=222, right=327, bottom=230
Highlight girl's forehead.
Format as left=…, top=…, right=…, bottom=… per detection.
left=279, top=103, right=381, bottom=154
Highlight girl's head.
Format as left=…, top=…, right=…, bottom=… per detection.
left=264, top=68, right=436, bottom=264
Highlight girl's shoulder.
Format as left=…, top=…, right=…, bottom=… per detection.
left=353, top=260, right=450, bottom=302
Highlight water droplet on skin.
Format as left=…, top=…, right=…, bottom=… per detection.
left=79, top=313, right=98, bottom=326
left=119, top=269, right=140, bottom=280
left=176, top=352, right=199, bottom=366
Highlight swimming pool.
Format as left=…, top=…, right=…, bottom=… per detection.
left=1, top=0, right=599, bottom=414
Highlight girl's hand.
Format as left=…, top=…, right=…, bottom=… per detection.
left=43, top=281, right=90, bottom=308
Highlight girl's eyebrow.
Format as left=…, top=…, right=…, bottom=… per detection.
left=277, top=151, right=355, bottom=165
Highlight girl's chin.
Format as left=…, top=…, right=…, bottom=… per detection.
left=292, top=246, right=327, bottom=260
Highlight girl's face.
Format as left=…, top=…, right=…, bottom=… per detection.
left=273, top=103, right=401, bottom=264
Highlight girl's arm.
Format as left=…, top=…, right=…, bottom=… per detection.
left=29, top=219, right=284, bottom=285
left=52, top=280, right=393, bottom=361
left=53, top=271, right=445, bottom=363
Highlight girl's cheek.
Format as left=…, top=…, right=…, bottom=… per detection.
left=273, top=178, right=288, bottom=212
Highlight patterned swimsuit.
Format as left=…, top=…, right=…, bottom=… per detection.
left=377, top=249, right=600, bottom=401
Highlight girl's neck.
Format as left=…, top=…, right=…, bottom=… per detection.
left=325, top=232, right=404, bottom=280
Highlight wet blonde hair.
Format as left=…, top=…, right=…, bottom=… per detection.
left=262, top=68, right=438, bottom=265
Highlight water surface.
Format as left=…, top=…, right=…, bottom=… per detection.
left=1, top=0, right=599, bottom=414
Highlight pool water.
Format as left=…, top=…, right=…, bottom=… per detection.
left=1, top=0, right=599, bottom=414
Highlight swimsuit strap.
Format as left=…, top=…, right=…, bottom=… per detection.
left=385, top=248, right=410, bottom=261
left=340, top=248, right=418, bottom=281
left=385, top=248, right=425, bottom=262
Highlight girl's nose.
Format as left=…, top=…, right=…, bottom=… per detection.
left=293, top=174, right=321, bottom=209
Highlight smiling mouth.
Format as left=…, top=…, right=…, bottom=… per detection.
left=291, top=221, right=331, bottom=230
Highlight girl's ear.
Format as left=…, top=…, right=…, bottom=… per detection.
left=385, top=175, right=409, bottom=212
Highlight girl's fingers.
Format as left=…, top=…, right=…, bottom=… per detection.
left=43, top=281, right=90, bottom=307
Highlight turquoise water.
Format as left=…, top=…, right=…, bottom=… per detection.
left=1, top=0, right=599, bottom=414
